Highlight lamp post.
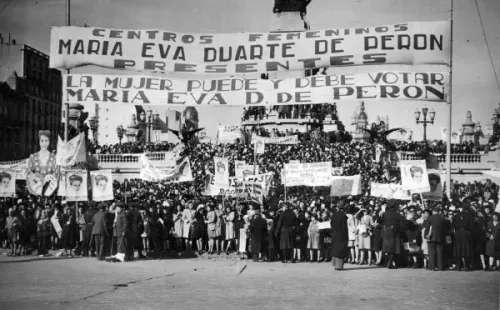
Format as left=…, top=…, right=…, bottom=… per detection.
left=146, top=109, right=159, bottom=143
left=414, top=107, right=436, bottom=149
left=116, top=125, right=125, bottom=146
left=88, top=116, right=98, bottom=145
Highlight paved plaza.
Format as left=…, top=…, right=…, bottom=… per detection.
left=0, top=255, right=498, bottom=310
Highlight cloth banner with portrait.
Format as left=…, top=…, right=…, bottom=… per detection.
left=416, top=169, right=445, bottom=201
left=330, top=175, right=362, bottom=197
left=235, top=163, right=258, bottom=178
left=243, top=172, right=274, bottom=203
left=0, top=169, right=16, bottom=197
left=91, top=170, right=114, bottom=201
left=0, top=159, right=28, bottom=180
left=400, top=160, right=430, bottom=193
left=140, top=155, right=193, bottom=183
left=213, top=157, right=229, bottom=187
left=56, top=133, right=87, bottom=167
left=370, top=183, right=412, bottom=200
left=65, top=170, right=88, bottom=202
left=254, top=140, right=265, bottom=154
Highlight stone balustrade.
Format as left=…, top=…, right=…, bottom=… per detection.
left=96, top=152, right=174, bottom=170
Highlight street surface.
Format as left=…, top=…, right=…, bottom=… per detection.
left=0, top=254, right=498, bottom=310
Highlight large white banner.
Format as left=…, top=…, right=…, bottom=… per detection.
left=63, top=71, right=449, bottom=106
left=91, top=170, right=114, bottom=201
left=217, top=125, right=241, bottom=143
left=65, top=170, right=88, bottom=202
left=370, top=183, right=412, bottom=200
left=330, top=175, right=362, bottom=197
left=243, top=173, right=274, bottom=202
left=251, top=134, right=299, bottom=145
left=0, top=169, right=16, bottom=198
left=417, top=169, right=445, bottom=201
left=140, top=155, right=193, bottom=183
left=283, top=162, right=332, bottom=187
left=213, top=157, right=229, bottom=187
left=50, top=21, right=450, bottom=74
left=400, top=160, right=430, bottom=193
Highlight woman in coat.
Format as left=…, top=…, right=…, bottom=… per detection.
left=61, top=207, right=77, bottom=257
left=214, top=203, right=224, bottom=254
left=205, top=204, right=217, bottom=254
left=173, top=205, right=184, bottom=252
left=293, top=209, right=307, bottom=262
left=356, top=208, right=374, bottom=265
left=182, top=202, right=195, bottom=251
left=346, top=207, right=358, bottom=264
left=372, top=211, right=384, bottom=266
left=485, top=213, right=500, bottom=270
left=37, top=210, right=51, bottom=255
left=223, top=206, right=235, bottom=254
left=307, top=214, right=320, bottom=262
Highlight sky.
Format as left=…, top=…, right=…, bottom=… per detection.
left=0, top=0, right=499, bottom=144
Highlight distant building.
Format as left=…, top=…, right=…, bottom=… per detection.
left=0, top=36, right=62, bottom=159
left=350, top=101, right=370, bottom=142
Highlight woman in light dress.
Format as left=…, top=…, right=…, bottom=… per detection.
left=307, top=214, right=320, bottom=262
left=223, top=206, right=236, bottom=254
left=173, top=205, right=184, bottom=252
left=356, top=208, right=374, bottom=265
left=182, top=202, right=195, bottom=251
left=346, top=207, right=358, bottom=263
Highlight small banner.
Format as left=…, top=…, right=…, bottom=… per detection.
left=416, top=169, right=445, bottom=201
left=251, top=134, right=299, bottom=145
left=65, top=170, right=88, bottom=202
left=217, top=125, right=241, bottom=143
left=0, top=169, right=16, bottom=197
left=370, top=183, right=412, bottom=200
left=330, top=175, right=362, bottom=197
left=440, top=128, right=462, bottom=144
left=140, top=155, right=193, bottom=183
left=400, top=160, right=430, bottom=193
left=56, top=133, right=86, bottom=167
left=50, top=21, right=450, bottom=74
left=91, top=170, right=114, bottom=201
left=283, top=162, right=332, bottom=187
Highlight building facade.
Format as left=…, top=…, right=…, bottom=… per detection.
left=0, top=38, right=62, bottom=159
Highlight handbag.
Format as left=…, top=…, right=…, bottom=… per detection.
left=445, top=235, right=452, bottom=244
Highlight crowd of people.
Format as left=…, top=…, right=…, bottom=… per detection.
left=1, top=135, right=500, bottom=271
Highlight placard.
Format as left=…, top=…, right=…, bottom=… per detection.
left=217, top=125, right=241, bottom=143
left=0, top=169, right=16, bottom=198
left=251, top=134, right=299, bottom=145
left=400, top=160, right=430, bottom=192
left=140, top=155, right=193, bottom=183
left=91, top=170, right=114, bottom=201
left=370, top=183, right=412, bottom=200
left=65, top=170, right=88, bottom=202
left=50, top=21, right=450, bottom=74
left=317, top=221, right=331, bottom=230
left=213, top=157, right=229, bottom=187
left=235, top=163, right=258, bottom=178
left=417, top=169, right=445, bottom=201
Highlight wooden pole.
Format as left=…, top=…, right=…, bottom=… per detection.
left=446, top=0, right=454, bottom=201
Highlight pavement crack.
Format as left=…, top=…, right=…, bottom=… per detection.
left=60, top=268, right=205, bottom=304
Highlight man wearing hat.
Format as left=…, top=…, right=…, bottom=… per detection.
left=276, top=202, right=296, bottom=263
left=130, top=202, right=146, bottom=259
left=330, top=202, right=349, bottom=270
left=382, top=199, right=403, bottom=269
left=452, top=203, right=474, bottom=271
left=249, top=208, right=267, bottom=262
left=91, top=202, right=109, bottom=261
left=424, top=207, right=447, bottom=271
left=115, top=202, right=132, bottom=261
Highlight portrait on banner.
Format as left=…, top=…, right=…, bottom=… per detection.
left=26, top=130, right=58, bottom=196
left=400, top=160, right=430, bottom=193
left=0, top=170, right=16, bottom=197
left=65, top=171, right=88, bottom=202
left=91, top=170, right=114, bottom=201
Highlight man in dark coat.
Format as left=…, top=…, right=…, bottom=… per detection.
left=424, top=208, right=447, bottom=271
left=330, top=203, right=348, bottom=270
left=82, top=205, right=96, bottom=257
left=91, top=203, right=108, bottom=261
left=115, top=202, right=131, bottom=261
left=452, top=203, right=474, bottom=271
left=249, top=209, right=268, bottom=262
left=382, top=200, right=402, bottom=269
left=130, top=202, right=145, bottom=258
left=276, top=202, right=296, bottom=263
